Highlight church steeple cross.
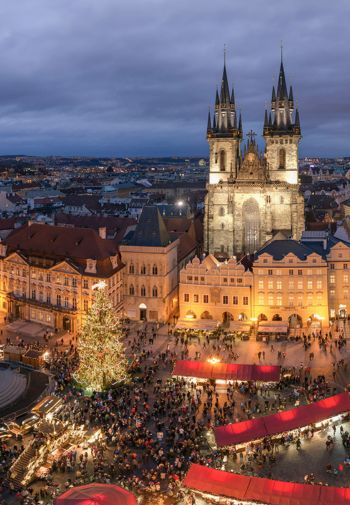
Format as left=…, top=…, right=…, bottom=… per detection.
left=246, top=130, right=256, bottom=143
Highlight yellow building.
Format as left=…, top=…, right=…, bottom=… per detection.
left=0, top=223, right=123, bottom=332
left=179, top=255, right=253, bottom=324
left=252, top=239, right=329, bottom=327
left=327, top=240, right=350, bottom=319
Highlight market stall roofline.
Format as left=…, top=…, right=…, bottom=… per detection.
left=183, top=464, right=350, bottom=505
left=214, top=392, right=350, bottom=447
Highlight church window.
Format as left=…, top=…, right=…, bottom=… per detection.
left=152, top=286, right=158, bottom=297
left=219, top=150, right=226, bottom=171
left=279, top=148, right=286, bottom=169
left=129, top=284, right=135, bottom=295
left=242, top=198, right=260, bottom=254
left=140, top=285, right=146, bottom=296
left=152, top=265, right=158, bottom=275
left=221, top=223, right=225, bottom=230
left=219, top=207, right=225, bottom=217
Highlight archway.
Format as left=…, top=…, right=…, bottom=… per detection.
left=201, top=311, right=213, bottom=320
left=238, top=313, right=248, bottom=321
left=185, top=310, right=196, bottom=320
left=288, top=313, right=302, bottom=328
left=307, top=314, right=322, bottom=329
left=272, top=314, right=282, bottom=321
left=242, top=198, right=260, bottom=253
left=222, top=312, right=233, bottom=323
left=258, top=313, right=267, bottom=322
left=139, top=303, right=147, bottom=321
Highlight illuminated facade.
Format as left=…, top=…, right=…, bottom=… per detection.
left=204, top=58, right=304, bottom=257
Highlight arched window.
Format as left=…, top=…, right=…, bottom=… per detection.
left=219, top=207, right=225, bottom=217
left=221, top=223, right=225, bottom=230
left=129, top=263, right=134, bottom=274
left=242, top=198, right=260, bottom=253
left=152, top=286, right=158, bottom=297
left=129, top=284, right=135, bottom=295
left=140, top=285, right=146, bottom=297
left=141, top=265, right=146, bottom=275
left=219, top=150, right=226, bottom=171
left=152, top=264, right=158, bottom=275
left=279, top=148, right=286, bottom=170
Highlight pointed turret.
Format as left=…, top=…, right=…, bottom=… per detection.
left=289, top=85, right=294, bottom=104
left=220, top=64, right=230, bottom=104
left=207, top=109, right=212, bottom=133
left=271, top=86, right=276, bottom=109
left=294, top=108, right=301, bottom=134
left=230, top=87, right=235, bottom=104
left=215, top=89, right=220, bottom=108
left=277, top=61, right=288, bottom=100
left=238, top=112, right=242, bottom=132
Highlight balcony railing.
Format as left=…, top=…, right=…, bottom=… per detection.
left=8, top=292, right=78, bottom=314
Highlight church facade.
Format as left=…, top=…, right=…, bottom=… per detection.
left=204, top=59, right=305, bottom=257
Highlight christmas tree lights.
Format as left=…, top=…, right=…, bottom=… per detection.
left=75, top=281, right=128, bottom=392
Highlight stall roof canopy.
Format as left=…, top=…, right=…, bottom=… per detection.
left=173, top=360, right=280, bottom=382
left=175, top=319, right=219, bottom=331
left=228, top=321, right=252, bottom=331
left=55, top=483, right=137, bottom=505
left=183, top=464, right=350, bottom=505
left=214, top=392, right=350, bottom=447
left=258, top=321, right=289, bottom=333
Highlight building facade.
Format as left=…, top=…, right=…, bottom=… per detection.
left=204, top=59, right=304, bottom=257
left=0, top=223, right=123, bottom=332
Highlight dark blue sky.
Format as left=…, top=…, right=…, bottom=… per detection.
left=0, top=0, right=348, bottom=157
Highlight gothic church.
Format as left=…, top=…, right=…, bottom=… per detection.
left=204, top=58, right=305, bottom=257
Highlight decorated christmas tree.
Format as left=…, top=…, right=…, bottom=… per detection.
left=75, top=281, right=128, bottom=392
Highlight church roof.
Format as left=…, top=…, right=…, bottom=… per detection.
left=126, top=206, right=172, bottom=247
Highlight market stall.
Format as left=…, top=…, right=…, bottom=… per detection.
left=31, top=395, right=63, bottom=418
left=172, top=360, right=281, bottom=383
left=183, top=464, right=350, bottom=505
left=175, top=319, right=219, bottom=331
left=257, top=321, right=289, bottom=341
left=54, top=483, right=137, bottom=505
left=213, top=392, right=350, bottom=448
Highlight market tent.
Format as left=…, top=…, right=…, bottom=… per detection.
left=214, top=417, right=267, bottom=447
left=172, top=360, right=281, bottom=382
left=175, top=319, right=219, bottom=331
left=228, top=321, right=252, bottom=332
left=54, top=483, right=137, bottom=505
left=183, top=464, right=350, bottom=505
left=258, top=321, right=288, bottom=333
left=214, top=392, right=350, bottom=447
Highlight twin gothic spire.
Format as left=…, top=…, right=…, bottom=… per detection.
left=207, top=55, right=301, bottom=138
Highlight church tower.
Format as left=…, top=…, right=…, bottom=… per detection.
left=263, top=57, right=301, bottom=184
left=204, top=54, right=305, bottom=258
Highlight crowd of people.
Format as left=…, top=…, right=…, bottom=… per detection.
left=0, top=321, right=350, bottom=504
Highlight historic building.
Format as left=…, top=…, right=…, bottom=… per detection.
left=204, top=58, right=304, bottom=257
left=0, top=223, right=124, bottom=332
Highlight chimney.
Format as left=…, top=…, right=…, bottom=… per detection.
left=98, top=227, right=107, bottom=239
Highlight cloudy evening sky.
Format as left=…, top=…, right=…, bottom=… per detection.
left=0, top=0, right=348, bottom=157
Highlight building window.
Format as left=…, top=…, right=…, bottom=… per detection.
left=152, top=286, right=158, bottom=297
left=72, top=278, right=77, bottom=287
left=258, top=293, right=264, bottom=304
left=83, top=279, right=89, bottom=289
left=84, top=300, right=88, bottom=312
left=39, top=292, right=43, bottom=302
left=297, top=280, right=303, bottom=289
left=268, top=293, right=273, bottom=305
left=129, top=285, right=135, bottom=295
left=288, top=280, right=294, bottom=289
left=276, top=280, right=282, bottom=289
left=344, top=264, right=348, bottom=270
left=64, top=297, right=69, bottom=308
left=279, top=148, right=286, bottom=169
left=307, top=280, right=313, bottom=289
left=193, top=294, right=199, bottom=303
left=316, top=280, right=322, bottom=289
left=289, top=270, right=294, bottom=276
left=140, top=285, right=146, bottom=297
left=63, top=277, right=68, bottom=286
left=233, top=296, right=238, bottom=305
left=288, top=295, right=294, bottom=307
left=46, top=273, right=51, bottom=282
left=268, top=269, right=273, bottom=276
left=141, top=265, right=146, bottom=275
left=258, top=280, right=264, bottom=289
left=276, top=294, right=282, bottom=306
left=184, top=293, right=189, bottom=302
left=46, top=294, right=51, bottom=304
left=243, top=296, right=248, bottom=305
left=223, top=277, right=228, bottom=283
left=219, top=150, right=226, bottom=171
left=330, top=289, right=335, bottom=297
left=330, top=264, right=335, bottom=270
left=31, top=289, right=36, bottom=300
left=129, top=264, right=135, bottom=274
left=223, top=295, right=229, bottom=304
left=152, top=265, right=158, bottom=275
left=298, top=270, right=302, bottom=276
left=72, top=298, right=77, bottom=309
left=57, top=294, right=61, bottom=306
left=268, top=280, right=273, bottom=289
left=344, top=274, right=349, bottom=284
left=237, top=278, right=242, bottom=284
left=203, top=294, right=209, bottom=303
left=187, top=276, right=193, bottom=281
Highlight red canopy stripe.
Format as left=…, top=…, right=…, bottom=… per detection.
left=54, top=483, right=137, bottom=505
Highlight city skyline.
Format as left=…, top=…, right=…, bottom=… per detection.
left=0, top=0, right=348, bottom=157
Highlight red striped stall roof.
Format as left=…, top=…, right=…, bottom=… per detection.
left=183, top=464, right=350, bottom=505
left=214, top=392, right=350, bottom=447
left=172, top=360, right=281, bottom=382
